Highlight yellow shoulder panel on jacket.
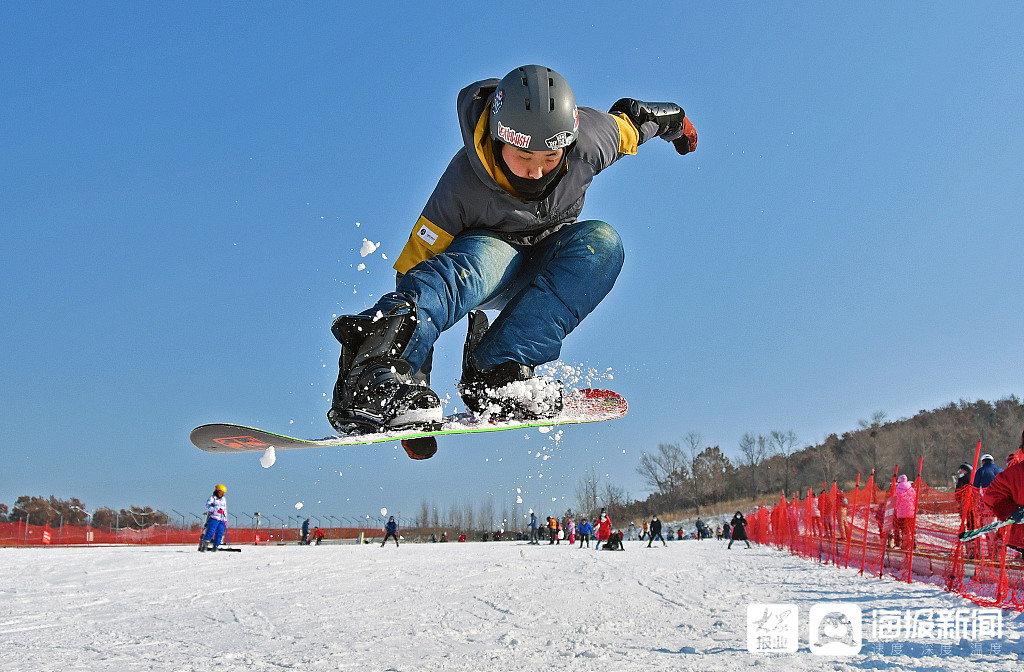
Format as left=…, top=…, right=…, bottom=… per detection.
left=612, top=113, right=639, bottom=155
left=393, top=216, right=455, bottom=274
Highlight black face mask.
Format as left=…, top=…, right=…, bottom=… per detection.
left=493, top=141, right=570, bottom=201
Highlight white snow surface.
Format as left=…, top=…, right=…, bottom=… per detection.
left=1, top=541, right=1021, bottom=671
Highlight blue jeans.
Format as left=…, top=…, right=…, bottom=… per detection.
left=372, top=220, right=624, bottom=372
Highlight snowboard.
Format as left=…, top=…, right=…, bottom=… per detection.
left=190, top=388, right=626, bottom=460
left=958, top=512, right=1024, bottom=542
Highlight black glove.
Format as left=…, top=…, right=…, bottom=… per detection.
left=1013, top=507, right=1024, bottom=524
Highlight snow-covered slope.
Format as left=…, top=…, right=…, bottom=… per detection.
left=1, top=540, right=1020, bottom=671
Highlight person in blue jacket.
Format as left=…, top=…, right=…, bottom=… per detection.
left=577, top=518, right=593, bottom=548
left=381, top=516, right=399, bottom=547
left=974, top=454, right=1003, bottom=489
left=199, top=483, right=228, bottom=552
left=528, top=511, right=540, bottom=545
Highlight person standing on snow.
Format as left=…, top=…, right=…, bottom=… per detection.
left=974, top=454, right=1003, bottom=489
left=893, top=474, right=918, bottom=549
left=728, top=511, right=751, bottom=549
left=325, top=65, right=697, bottom=454
left=594, top=510, right=613, bottom=549
left=301, top=517, right=310, bottom=545
left=381, top=515, right=400, bottom=547
left=199, top=484, right=228, bottom=552
left=646, top=515, right=666, bottom=547
left=528, top=511, right=540, bottom=545
left=577, top=518, right=593, bottom=548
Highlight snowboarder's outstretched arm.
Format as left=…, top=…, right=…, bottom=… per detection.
left=609, top=98, right=697, bottom=155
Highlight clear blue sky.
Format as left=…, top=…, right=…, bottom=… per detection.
left=3, top=3, right=1023, bottom=527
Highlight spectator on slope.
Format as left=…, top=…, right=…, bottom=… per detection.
left=722, top=520, right=731, bottom=541
left=807, top=489, right=822, bottom=537
left=528, top=511, right=540, bottom=545
left=627, top=520, right=637, bottom=541
left=646, top=515, right=666, bottom=548
left=301, top=517, right=310, bottom=545
left=578, top=518, right=593, bottom=548
left=640, top=520, right=648, bottom=541
left=819, top=487, right=835, bottom=538
left=595, top=510, right=613, bottom=550
left=199, top=483, right=228, bottom=552
left=836, top=495, right=851, bottom=542
left=603, top=531, right=625, bottom=551
left=566, top=517, right=576, bottom=545
left=954, top=463, right=977, bottom=536
left=983, top=431, right=1024, bottom=558
left=728, top=511, right=751, bottom=549
left=974, top=454, right=1003, bottom=489
left=312, top=526, right=325, bottom=545
left=381, top=515, right=400, bottom=547
left=893, top=474, right=918, bottom=550
left=547, top=516, right=558, bottom=545
left=974, top=454, right=1003, bottom=531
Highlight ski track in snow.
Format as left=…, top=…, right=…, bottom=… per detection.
left=0, top=542, right=1021, bottom=671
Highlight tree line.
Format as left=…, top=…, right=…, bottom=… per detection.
left=0, top=495, right=170, bottom=529
left=621, top=396, right=1024, bottom=520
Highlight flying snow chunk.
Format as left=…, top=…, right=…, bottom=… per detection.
left=360, top=239, right=380, bottom=257
left=294, top=502, right=304, bottom=510
left=259, top=445, right=276, bottom=468
left=516, top=496, right=523, bottom=504
left=357, top=263, right=366, bottom=271
left=380, top=507, right=388, bottom=516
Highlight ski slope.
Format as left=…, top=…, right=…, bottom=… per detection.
left=1, top=540, right=1020, bottom=671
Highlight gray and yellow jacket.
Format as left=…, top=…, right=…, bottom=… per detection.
left=393, top=78, right=663, bottom=275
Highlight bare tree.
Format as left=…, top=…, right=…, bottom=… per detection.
left=635, top=442, right=688, bottom=500
left=738, top=432, right=768, bottom=498
left=770, top=430, right=800, bottom=495
left=684, top=432, right=704, bottom=515
left=576, top=465, right=601, bottom=519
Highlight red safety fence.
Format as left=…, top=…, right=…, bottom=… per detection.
left=745, top=445, right=1024, bottom=612
left=0, top=524, right=369, bottom=547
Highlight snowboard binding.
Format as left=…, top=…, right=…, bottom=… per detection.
left=328, top=300, right=442, bottom=435
left=457, top=311, right=563, bottom=420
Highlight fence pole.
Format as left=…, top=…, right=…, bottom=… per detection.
left=905, top=456, right=924, bottom=583
left=858, top=471, right=875, bottom=575
left=877, top=466, right=899, bottom=579
left=843, top=473, right=861, bottom=569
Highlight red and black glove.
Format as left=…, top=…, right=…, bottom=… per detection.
left=671, top=116, right=697, bottom=155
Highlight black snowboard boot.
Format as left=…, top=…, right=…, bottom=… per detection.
left=327, top=301, right=442, bottom=434
left=457, top=311, right=562, bottom=419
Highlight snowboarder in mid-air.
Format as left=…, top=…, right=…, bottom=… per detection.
left=327, top=65, right=697, bottom=445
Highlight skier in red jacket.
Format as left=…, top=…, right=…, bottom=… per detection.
left=982, top=437, right=1024, bottom=558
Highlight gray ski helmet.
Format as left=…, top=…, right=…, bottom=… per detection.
left=490, top=65, right=578, bottom=152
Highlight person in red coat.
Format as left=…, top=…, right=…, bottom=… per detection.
left=594, top=510, right=613, bottom=550
left=982, top=457, right=1024, bottom=557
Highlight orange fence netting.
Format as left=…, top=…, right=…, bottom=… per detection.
left=746, top=464, right=1024, bottom=612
